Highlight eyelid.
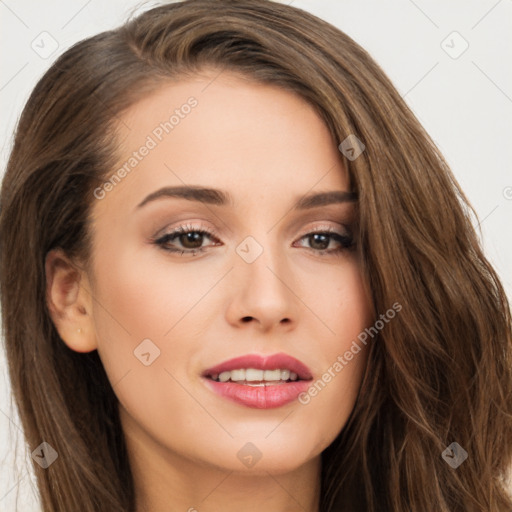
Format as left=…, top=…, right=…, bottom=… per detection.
left=151, top=217, right=355, bottom=258
left=155, top=221, right=350, bottom=242
left=301, top=223, right=351, bottom=235
left=155, top=221, right=219, bottom=240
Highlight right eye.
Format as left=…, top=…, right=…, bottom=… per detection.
left=153, top=224, right=222, bottom=256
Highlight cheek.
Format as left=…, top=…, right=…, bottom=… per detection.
left=339, top=266, right=373, bottom=336
left=89, top=250, right=206, bottom=436
left=90, top=246, right=219, bottom=345
left=87, top=249, right=183, bottom=386
left=310, top=256, right=373, bottom=340
left=298, top=260, right=372, bottom=437
left=329, top=261, right=373, bottom=374
left=88, top=244, right=226, bottom=392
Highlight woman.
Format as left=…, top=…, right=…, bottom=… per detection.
left=1, top=0, right=511, bottom=510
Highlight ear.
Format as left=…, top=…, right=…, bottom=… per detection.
left=45, top=248, right=97, bottom=353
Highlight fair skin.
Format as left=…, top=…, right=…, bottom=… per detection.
left=46, top=71, right=374, bottom=512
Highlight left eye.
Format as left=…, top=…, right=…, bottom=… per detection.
left=295, top=231, right=353, bottom=252
left=153, top=225, right=354, bottom=256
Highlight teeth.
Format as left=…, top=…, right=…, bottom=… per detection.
left=218, top=371, right=231, bottom=382
left=212, top=368, right=299, bottom=383
left=263, top=369, right=281, bottom=381
left=230, top=369, right=245, bottom=381
left=246, top=369, right=264, bottom=381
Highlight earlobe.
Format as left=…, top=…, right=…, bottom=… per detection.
left=45, top=248, right=97, bottom=353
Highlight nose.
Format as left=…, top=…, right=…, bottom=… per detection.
left=224, top=240, right=300, bottom=332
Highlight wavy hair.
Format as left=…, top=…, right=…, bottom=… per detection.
left=1, top=1, right=511, bottom=510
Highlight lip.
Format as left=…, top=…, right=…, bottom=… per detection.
left=201, top=352, right=313, bottom=409
left=202, top=352, right=313, bottom=380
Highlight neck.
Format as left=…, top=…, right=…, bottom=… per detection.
left=127, top=428, right=322, bottom=512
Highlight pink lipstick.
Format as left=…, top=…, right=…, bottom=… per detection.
left=202, top=353, right=313, bottom=409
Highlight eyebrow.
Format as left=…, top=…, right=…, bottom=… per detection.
left=135, top=185, right=357, bottom=210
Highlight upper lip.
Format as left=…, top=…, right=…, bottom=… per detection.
left=202, top=352, right=313, bottom=380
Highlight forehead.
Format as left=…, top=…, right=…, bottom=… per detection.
left=92, top=72, right=349, bottom=217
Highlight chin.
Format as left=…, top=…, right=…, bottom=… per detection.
left=192, top=436, right=320, bottom=475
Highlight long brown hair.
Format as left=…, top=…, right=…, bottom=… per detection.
left=1, top=1, right=511, bottom=510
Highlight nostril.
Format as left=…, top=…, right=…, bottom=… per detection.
left=241, top=316, right=253, bottom=323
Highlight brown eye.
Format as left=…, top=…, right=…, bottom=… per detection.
left=154, top=225, right=220, bottom=255
left=177, top=231, right=204, bottom=249
left=308, top=233, right=330, bottom=251
left=295, top=229, right=354, bottom=254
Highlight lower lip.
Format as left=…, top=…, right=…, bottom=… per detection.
left=202, top=378, right=311, bottom=409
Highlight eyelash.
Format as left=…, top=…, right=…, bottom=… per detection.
left=152, top=223, right=354, bottom=257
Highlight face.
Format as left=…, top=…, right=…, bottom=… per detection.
left=78, top=71, right=374, bottom=476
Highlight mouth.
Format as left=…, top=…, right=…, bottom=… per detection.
left=206, top=368, right=302, bottom=385
left=201, top=353, right=313, bottom=409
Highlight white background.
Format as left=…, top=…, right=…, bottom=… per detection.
left=1, top=0, right=511, bottom=510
